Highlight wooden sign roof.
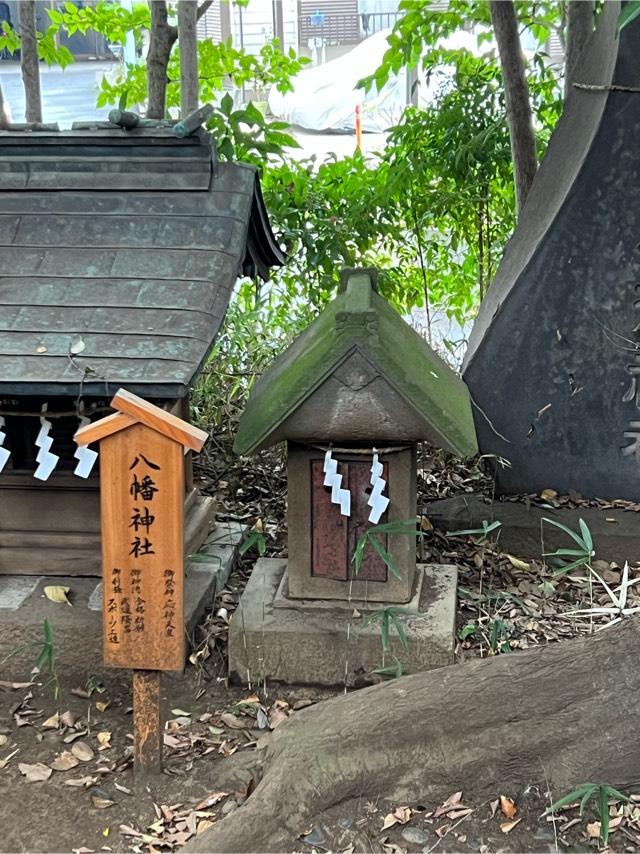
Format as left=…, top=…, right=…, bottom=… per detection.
left=0, top=125, right=285, bottom=399
left=75, top=388, right=208, bottom=452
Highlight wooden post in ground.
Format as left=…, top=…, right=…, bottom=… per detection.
left=75, top=389, right=207, bottom=780
left=133, top=670, right=162, bottom=775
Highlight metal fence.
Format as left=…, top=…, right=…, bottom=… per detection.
left=298, top=7, right=400, bottom=48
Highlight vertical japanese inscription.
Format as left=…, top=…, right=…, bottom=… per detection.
left=101, top=423, right=184, bottom=671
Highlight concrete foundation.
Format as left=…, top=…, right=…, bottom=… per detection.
left=228, top=558, right=458, bottom=686
left=0, top=520, right=246, bottom=672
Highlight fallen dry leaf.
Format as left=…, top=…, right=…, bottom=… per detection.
left=91, top=794, right=115, bottom=809
left=71, top=741, right=94, bottom=762
left=268, top=707, right=289, bottom=729
left=97, top=732, right=111, bottom=751
left=435, top=791, right=464, bottom=817
left=382, top=806, right=412, bottom=830
left=0, top=748, right=19, bottom=769
left=448, top=808, right=473, bottom=820
left=95, top=701, right=110, bottom=714
left=220, top=713, right=252, bottom=730
left=586, top=821, right=600, bottom=839
left=500, top=795, right=517, bottom=820
left=42, top=712, right=60, bottom=729
left=119, top=826, right=142, bottom=838
left=50, top=751, right=80, bottom=771
left=44, top=585, right=72, bottom=606
left=60, top=710, right=75, bottom=728
left=64, top=775, right=98, bottom=788
left=19, top=762, right=52, bottom=782
left=194, top=792, right=228, bottom=811
left=63, top=729, right=88, bottom=744
left=0, top=681, right=33, bottom=690
left=540, top=488, right=558, bottom=502
left=0, top=735, right=7, bottom=747
left=505, top=554, right=530, bottom=572
left=196, top=819, right=215, bottom=834
left=500, top=818, right=521, bottom=834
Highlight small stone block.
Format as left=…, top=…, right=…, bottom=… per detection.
left=228, top=558, right=457, bottom=686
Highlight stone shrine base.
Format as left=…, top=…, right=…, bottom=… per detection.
left=0, top=521, right=246, bottom=671
left=228, top=559, right=458, bottom=686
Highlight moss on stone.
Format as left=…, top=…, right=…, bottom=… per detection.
left=234, top=272, right=478, bottom=458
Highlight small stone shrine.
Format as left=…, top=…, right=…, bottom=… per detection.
left=0, top=114, right=283, bottom=576
left=229, top=269, right=478, bottom=685
left=463, top=1, right=640, bottom=500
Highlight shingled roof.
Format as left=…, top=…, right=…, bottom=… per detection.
left=234, top=270, right=478, bottom=458
left=0, top=123, right=285, bottom=398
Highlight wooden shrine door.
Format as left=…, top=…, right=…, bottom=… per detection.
left=311, top=459, right=388, bottom=582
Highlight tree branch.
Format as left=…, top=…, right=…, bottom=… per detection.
left=489, top=0, right=537, bottom=214
left=196, top=0, right=214, bottom=22
left=19, top=0, right=42, bottom=124
left=565, top=0, right=594, bottom=100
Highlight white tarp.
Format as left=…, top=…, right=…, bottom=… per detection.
left=269, top=29, right=483, bottom=133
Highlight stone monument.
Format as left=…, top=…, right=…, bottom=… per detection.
left=463, top=1, right=640, bottom=500
left=229, top=269, right=477, bottom=685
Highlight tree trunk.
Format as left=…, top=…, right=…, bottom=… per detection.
left=18, top=0, right=42, bottom=124
left=564, top=0, right=594, bottom=99
left=178, top=0, right=199, bottom=117
left=147, top=0, right=177, bottom=119
left=188, top=618, right=640, bottom=853
left=489, top=0, right=537, bottom=214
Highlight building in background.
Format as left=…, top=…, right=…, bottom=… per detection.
left=0, top=0, right=112, bottom=61
left=197, top=0, right=401, bottom=63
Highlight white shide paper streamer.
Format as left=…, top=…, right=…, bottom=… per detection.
left=0, top=416, right=10, bottom=473
left=368, top=450, right=389, bottom=524
left=74, top=416, right=98, bottom=478
left=323, top=449, right=351, bottom=516
left=34, top=405, right=60, bottom=481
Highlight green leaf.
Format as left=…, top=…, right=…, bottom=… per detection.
left=381, top=610, right=390, bottom=651
left=352, top=532, right=367, bottom=576
left=220, top=92, right=234, bottom=116
left=579, top=784, right=597, bottom=815
left=459, top=623, right=476, bottom=640
left=372, top=657, right=404, bottom=678
left=368, top=535, right=400, bottom=578
left=390, top=611, right=409, bottom=651
left=604, top=785, right=630, bottom=804
left=618, top=0, right=640, bottom=32
left=541, top=517, right=589, bottom=552
left=547, top=784, right=596, bottom=813
left=599, top=785, right=610, bottom=844
left=239, top=529, right=267, bottom=557
left=447, top=519, right=501, bottom=540
left=578, top=518, right=593, bottom=553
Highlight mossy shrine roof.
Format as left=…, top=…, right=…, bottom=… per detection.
left=234, top=270, right=478, bottom=458
left=0, top=119, right=285, bottom=399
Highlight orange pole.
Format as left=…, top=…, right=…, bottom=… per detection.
left=355, top=104, right=362, bottom=152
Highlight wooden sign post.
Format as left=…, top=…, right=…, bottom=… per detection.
left=75, top=389, right=207, bottom=777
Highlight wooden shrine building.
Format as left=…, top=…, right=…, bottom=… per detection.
left=0, top=120, right=284, bottom=575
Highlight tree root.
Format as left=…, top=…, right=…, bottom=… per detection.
left=188, top=618, right=640, bottom=852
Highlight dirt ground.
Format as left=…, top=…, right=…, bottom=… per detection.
left=4, top=654, right=640, bottom=854
left=3, top=551, right=640, bottom=854
left=3, top=442, right=640, bottom=853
